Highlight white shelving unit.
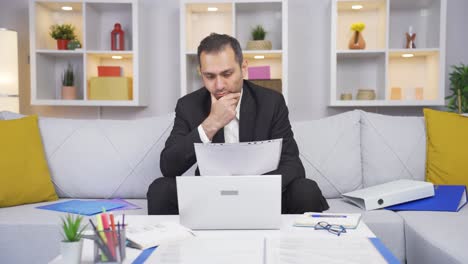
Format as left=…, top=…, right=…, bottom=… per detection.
left=180, top=0, right=288, bottom=103
left=330, top=0, right=446, bottom=107
left=29, top=0, right=147, bottom=106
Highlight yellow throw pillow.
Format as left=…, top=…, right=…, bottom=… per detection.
left=424, top=108, right=468, bottom=189
left=0, top=115, right=58, bottom=207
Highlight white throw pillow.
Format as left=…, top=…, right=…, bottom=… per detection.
left=292, top=110, right=362, bottom=199
left=360, top=111, right=426, bottom=187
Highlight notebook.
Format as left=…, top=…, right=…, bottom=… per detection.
left=294, top=212, right=362, bottom=229
left=125, top=222, right=195, bottom=250
left=386, top=185, right=467, bottom=212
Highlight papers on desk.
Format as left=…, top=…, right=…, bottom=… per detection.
left=266, top=235, right=392, bottom=264
left=125, top=222, right=195, bottom=250
left=194, top=139, right=282, bottom=176
left=147, top=237, right=265, bottom=264
left=294, top=212, right=362, bottom=229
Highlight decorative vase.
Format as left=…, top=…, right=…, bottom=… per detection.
left=62, top=86, right=77, bottom=100
left=246, top=40, right=272, bottom=50
left=57, top=39, right=69, bottom=50
left=348, top=31, right=366, bottom=50
left=60, top=240, right=83, bottom=264
left=356, top=89, right=376, bottom=100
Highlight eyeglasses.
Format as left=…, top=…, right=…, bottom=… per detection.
left=314, top=221, right=347, bottom=236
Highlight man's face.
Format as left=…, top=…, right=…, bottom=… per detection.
left=199, top=46, right=247, bottom=100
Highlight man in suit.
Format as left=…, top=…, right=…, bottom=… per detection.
left=147, top=33, right=328, bottom=215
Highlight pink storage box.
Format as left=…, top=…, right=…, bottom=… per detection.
left=248, top=66, right=271, bottom=80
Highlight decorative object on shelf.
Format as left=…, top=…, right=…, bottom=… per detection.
left=67, top=39, right=81, bottom=50
left=49, top=24, right=77, bottom=50
left=356, top=89, right=375, bottom=100
left=60, top=214, right=87, bottom=264
left=390, top=87, right=402, bottom=100
left=0, top=28, right=19, bottom=112
left=446, top=63, right=468, bottom=113
left=248, top=66, right=271, bottom=80
left=98, top=66, right=122, bottom=77
left=111, top=23, right=125, bottom=51
left=246, top=25, right=272, bottom=50
left=348, top=22, right=366, bottom=50
left=405, top=26, right=416, bottom=49
left=62, top=64, right=76, bottom=100
left=340, top=93, right=352, bottom=100
left=415, top=87, right=424, bottom=100
left=88, top=77, right=133, bottom=100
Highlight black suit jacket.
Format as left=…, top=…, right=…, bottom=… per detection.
left=160, top=80, right=305, bottom=191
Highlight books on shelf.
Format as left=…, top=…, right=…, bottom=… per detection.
left=386, top=185, right=467, bottom=212
left=294, top=212, right=362, bottom=229
left=342, top=180, right=435, bottom=211
left=126, top=222, right=195, bottom=250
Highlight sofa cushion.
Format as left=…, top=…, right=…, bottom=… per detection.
left=0, top=115, right=58, bottom=207
left=398, top=206, right=468, bottom=264
left=292, top=110, right=362, bottom=199
left=424, top=108, right=468, bottom=188
left=360, top=111, right=426, bottom=187
left=1, top=112, right=174, bottom=199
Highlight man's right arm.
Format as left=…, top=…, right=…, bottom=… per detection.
left=160, top=100, right=202, bottom=177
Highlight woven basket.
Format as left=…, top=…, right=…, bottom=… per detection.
left=246, top=40, right=272, bottom=50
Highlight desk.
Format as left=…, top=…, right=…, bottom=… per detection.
left=50, top=215, right=389, bottom=264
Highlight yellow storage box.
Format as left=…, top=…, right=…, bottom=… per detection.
left=88, top=77, right=133, bottom=100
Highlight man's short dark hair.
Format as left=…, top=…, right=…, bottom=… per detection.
left=197, top=33, right=243, bottom=68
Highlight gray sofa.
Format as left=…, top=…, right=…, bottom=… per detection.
left=0, top=110, right=466, bottom=264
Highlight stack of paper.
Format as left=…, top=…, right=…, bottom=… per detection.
left=125, top=222, right=195, bottom=250
left=294, top=212, right=362, bottom=229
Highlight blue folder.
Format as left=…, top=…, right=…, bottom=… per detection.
left=385, top=185, right=467, bottom=212
left=369, top=237, right=400, bottom=264
left=36, top=200, right=125, bottom=216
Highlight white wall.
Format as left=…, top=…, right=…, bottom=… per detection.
left=1, top=0, right=468, bottom=121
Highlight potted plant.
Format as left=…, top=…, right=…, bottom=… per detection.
left=446, top=63, right=468, bottom=113
left=62, top=64, right=77, bottom=100
left=49, top=24, right=77, bottom=50
left=60, top=214, right=87, bottom=264
left=348, top=22, right=366, bottom=50
left=246, top=25, right=272, bottom=50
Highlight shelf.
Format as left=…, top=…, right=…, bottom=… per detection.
left=337, top=49, right=385, bottom=59
left=336, top=0, right=387, bottom=50
left=184, top=3, right=233, bottom=52
left=389, top=0, right=442, bottom=49
left=33, top=1, right=84, bottom=50
left=330, top=99, right=444, bottom=107
left=85, top=2, right=133, bottom=51
left=235, top=2, right=283, bottom=50
left=30, top=0, right=147, bottom=106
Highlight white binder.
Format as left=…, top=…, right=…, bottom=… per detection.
left=342, top=179, right=435, bottom=211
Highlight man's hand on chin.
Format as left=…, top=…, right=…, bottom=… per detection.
left=201, top=92, right=241, bottom=140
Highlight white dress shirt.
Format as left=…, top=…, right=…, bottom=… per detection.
left=198, top=89, right=243, bottom=144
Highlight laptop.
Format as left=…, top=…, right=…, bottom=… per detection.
left=176, top=175, right=281, bottom=230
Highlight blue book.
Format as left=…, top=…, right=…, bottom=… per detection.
left=36, top=200, right=125, bottom=216
left=386, top=185, right=467, bottom=212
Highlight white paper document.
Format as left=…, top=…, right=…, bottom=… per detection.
left=266, top=235, right=388, bottom=264
left=125, top=222, right=195, bottom=250
left=194, top=138, right=282, bottom=176
left=147, top=237, right=265, bottom=264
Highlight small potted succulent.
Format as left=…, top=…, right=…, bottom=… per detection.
left=62, top=63, right=77, bottom=100
left=446, top=63, right=468, bottom=113
left=49, top=24, right=77, bottom=50
left=60, top=214, right=87, bottom=264
left=246, top=25, right=272, bottom=50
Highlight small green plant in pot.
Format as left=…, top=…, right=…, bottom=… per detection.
left=49, top=24, right=77, bottom=50
left=62, top=63, right=77, bottom=100
left=446, top=63, right=468, bottom=113
left=246, top=25, right=272, bottom=50
left=60, top=214, right=87, bottom=264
